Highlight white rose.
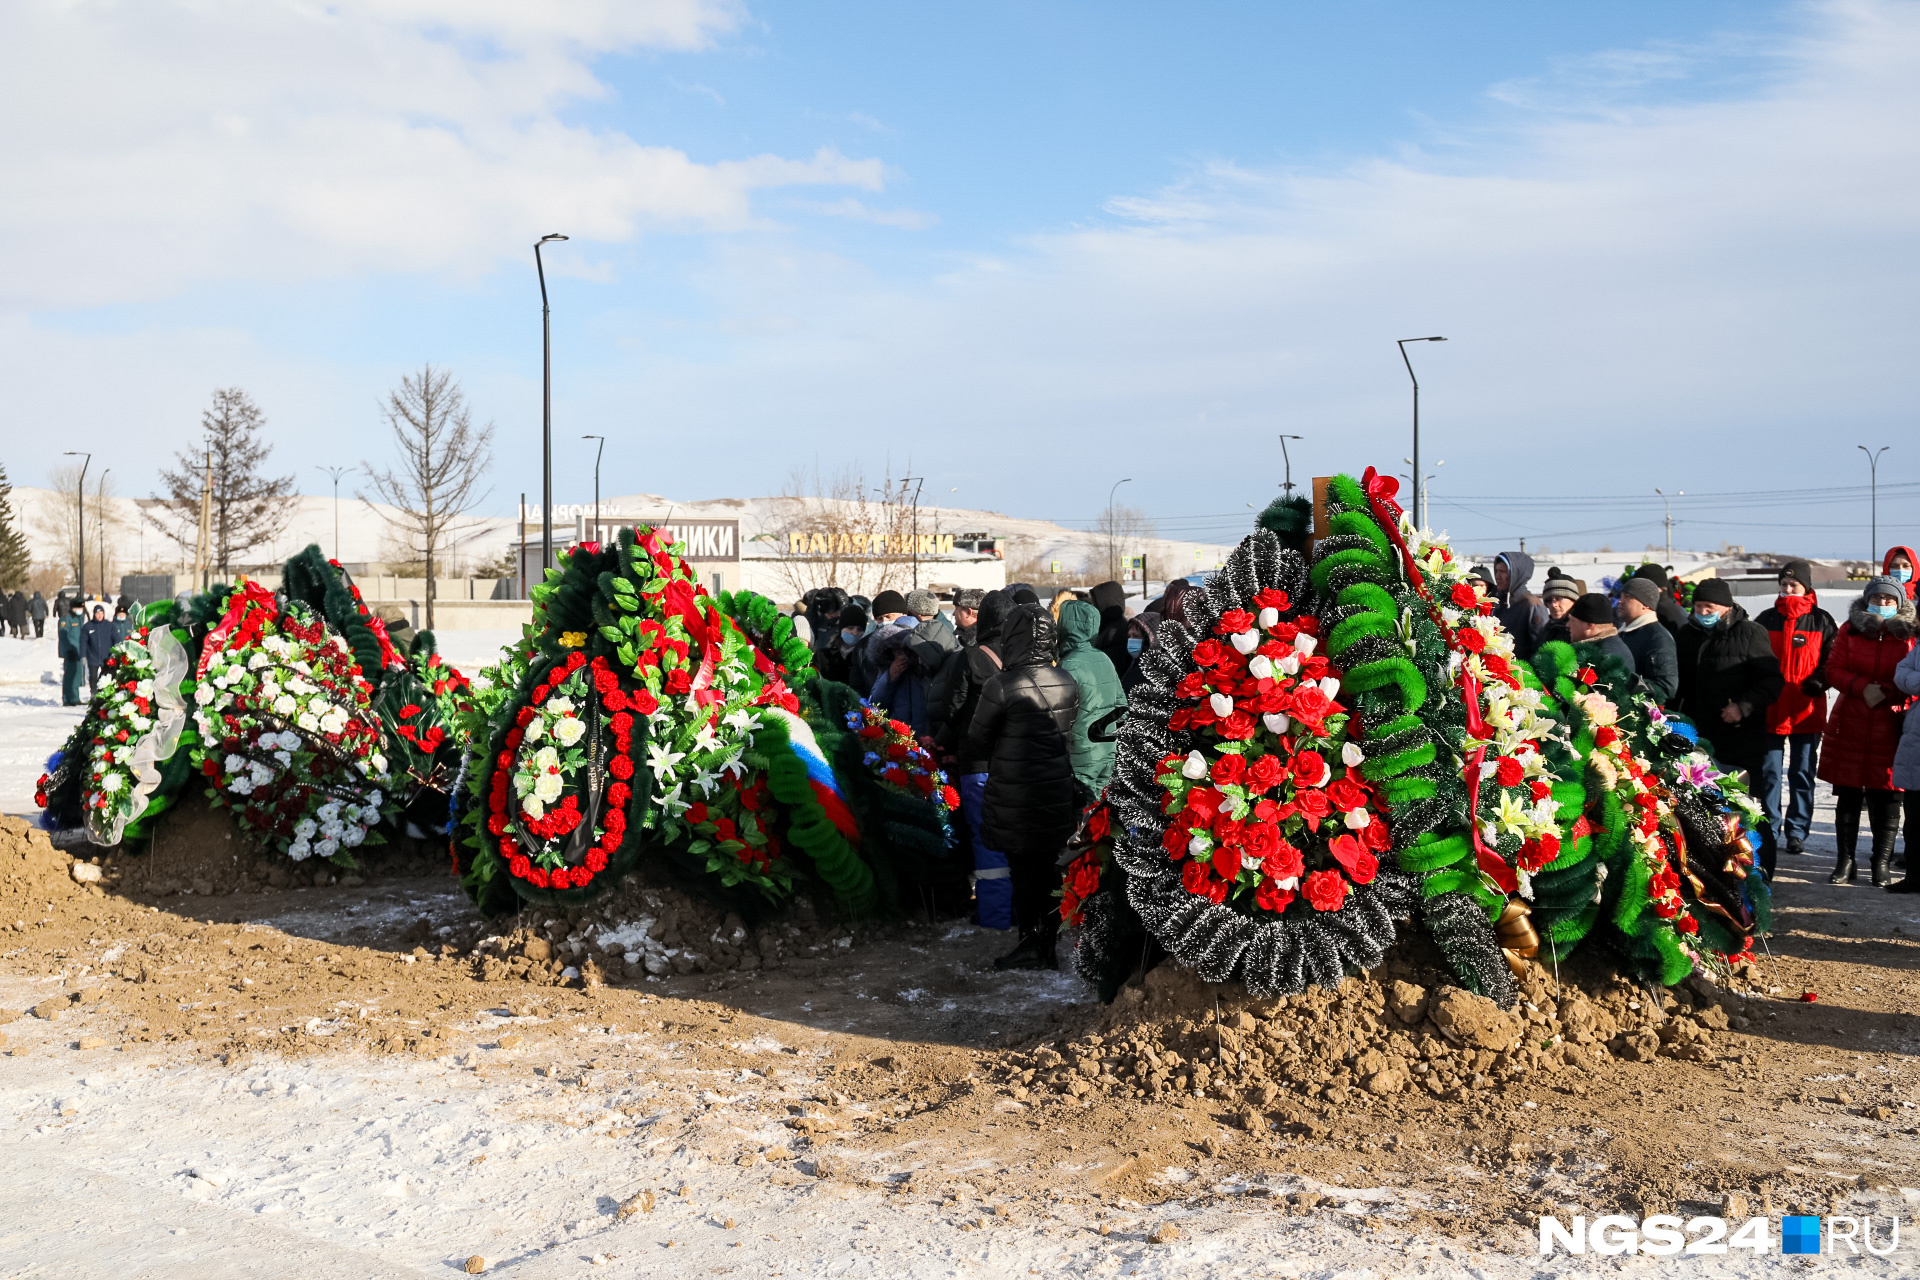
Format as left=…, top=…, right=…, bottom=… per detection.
left=1343, top=808, right=1371, bottom=830
left=1208, top=692, right=1234, bottom=719
left=225, top=753, right=247, bottom=774
left=194, top=685, right=216, bottom=705
left=1229, top=630, right=1260, bottom=655
left=1180, top=750, right=1208, bottom=780
left=523, top=718, right=545, bottom=743
left=366, top=790, right=384, bottom=808
left=521, top=796, right=546, bottom=820
left=1276, top=652, right=1302, bottom=676
left=547, top=697, right=574, bottom=715
left=288, top=840, right=311, bottom=861
left=1341, top=742, right=1365, bottom=767
left=229, top=777, right=254, bottom=796
left=534, top=772, right=564, bottom=804
left=317, top=801, right=341, bottom=822
left=249, top=763, right=273, bottom=787
left=1263, top=712, right=1291, bottom=736
left=294, top=818, right=317, bottom=838
left=1257, top=606, right=1280, bottom=630
left=274, top=694, right=297, bottom=716
left=1319, top=676, right=1342, bottom=700
left=248, top=652, right=269, bottom=670
left=297, top=712, right=318, bottom=731
left=341, top=825, right=365, bottom=847
left=314, top=838, right=339, bottom=858
left=1247, top=655, right=1274, bottom=680
left=1293, top=633, right=1318, bottom=657
left=552, top=716, right=586, bottom=747
left=1187, top=833, right=1211, bottom=859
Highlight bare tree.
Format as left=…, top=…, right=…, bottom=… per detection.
left=764, top=463, right=921, bottom=600
left=1090, top=502, right=1157, bottom=583
left=147, top=388, right=297, bottom=579
left=32, top=462, right=126, bottom=593
left=359, top=364, right=494, bottom=629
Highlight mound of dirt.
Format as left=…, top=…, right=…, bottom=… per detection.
left=1002, top=937, right=1757, bottom=1128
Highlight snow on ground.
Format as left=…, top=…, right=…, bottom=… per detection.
left=0, top=634, right=83, bottom=818
left=430, top=629, right=519, bottom=683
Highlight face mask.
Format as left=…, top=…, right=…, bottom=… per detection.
left=1126, top=637, right=1144, bottom=656
left=1869, top=602, right=1898, bottom=619
left=1894, top=566, right=1914, bottom=583
left=1694, top=611, right=1720, bottom=627
left=842, top=630, right=862, bottom=644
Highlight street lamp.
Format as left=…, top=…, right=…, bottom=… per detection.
left=97, top=468, right=110, bottom=597
left=1654, top=487, right=1684, bottom=562
left=535, top=232, right=570, bottom=574
left=1278, top=434, right=1302, bottom=497
left=1107, top=477, right=1133, bottom=582
left=317, top=466, right=354, bottom=561
left=1396, top=336, right=1446, bottom=529
left=63, top=450, right=91, bottom=597
left=582, top=435, right=605, bottom=544
left=1858, top=445, right=1890, bottom=564
left=1399, top=457, right=1443, bottom=523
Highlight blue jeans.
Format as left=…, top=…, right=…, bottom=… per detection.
left=1754, top=733, right=1820, bottom=851
left=958, top=773, right=1011, bottom=929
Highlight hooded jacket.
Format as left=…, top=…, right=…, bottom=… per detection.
left=939, top=590, right=1009, bottom=772
left=1890, top=643, right=1920, bottom=790
left=1753, top=592, right=1838, bottom=735
left=1492, top=552, right=1550, bottom=660
left=28, top=591, right=48, bottom=621
left=1057, top=600, right=1123, bottom=794
left=963, top=603, right=1081, bottom=858
left=1087, top=580, right=1132, bottom=677
left=1883, top=546, right=1918, bottom=602
left=1675, top=602, right=1784, bottom=771
left=1817, top=593, right=1917, bottom=791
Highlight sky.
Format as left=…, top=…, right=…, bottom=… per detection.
left=3, top=0, right=1918, bottom=561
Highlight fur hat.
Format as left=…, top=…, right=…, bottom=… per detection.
left=1621, top=577, right=1662, bottom=608
left=1692, top=579, right=1734, bottom=608
left=870, top=590, right=909, bottom=618
left=903, top=589, right=939, bottom=618
left=1571, top=593, right=1615, bottom=625
left=953, top=588, right=984, bottom=610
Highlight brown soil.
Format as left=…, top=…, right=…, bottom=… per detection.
left=4, top=812, right=1917, bottom=1248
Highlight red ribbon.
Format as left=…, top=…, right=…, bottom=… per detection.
left=196, top=580, right=278, bottom=680
left=1464, top=744, right=1518, bottom=894
left=1360, top=466, right=1425, bottom=591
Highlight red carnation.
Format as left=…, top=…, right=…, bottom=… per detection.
left=1594, top=725, right=1618, bottom=748
left=1252, top=588, right=1290, bottom=613
left=608, top=754, right=633, bottom=780
left=1455, top=626, right=1486, bottom=653
left=664, top=669, right=692, bottom=696
left=1674, top=915, right=1699, bottom=935
left=1303, top=868, right=1348, bottom=911
left=1449, top=581, right=1479, bottom=610
left=628, top=689, right=660, bottom=716
left=1494, top=756, right=1525, bottom=788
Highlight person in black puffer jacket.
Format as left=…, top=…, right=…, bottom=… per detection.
left=1676, top=578, right=1784, bottom=784
left=964, top=602, right=1080, bottom=969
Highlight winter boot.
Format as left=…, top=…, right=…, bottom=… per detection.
left=1869, top=793, right=1901, bottom=887
left=1829, top=804, right=1859, bottom=885
left=993, top=923, right=1058, bottom=971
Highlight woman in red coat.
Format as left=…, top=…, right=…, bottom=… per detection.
left=1885, top=546, right=1916, bottom=601
left=1817, top=577, right=1917, bottom=885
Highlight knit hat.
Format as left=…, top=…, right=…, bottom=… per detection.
left=1778, top=559, right=1815, bottom=591
left=1631, top=564, right=1671, bottom=587
left=1692, top=579, right=1734, bottom=608
left=1621, top=577, right=1662, bottom=608
left=1541, top=578, right=1579, bottom=603
left=870, top=590, right=909, bottom=618
left=1571, top=593, right=1615, bottom=625
left=1865, top=575, right=1906, bottom=603
left=1010, top=587, right=1040, bottom=606
left=837, top=604, right=868, bottom=630
left=904, top=589, right=939, bottom=618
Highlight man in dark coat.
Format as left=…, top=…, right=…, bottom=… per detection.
left=57, top=600, right=85, bottom=703
left=941, top=590, right=1011, bottom=930
left=81, top=603, right=117, bottom=694
left=1630, top=564, right=1690, bottom=641
left=28, top=590, right=47, bottom=638
left=1618, top=577, right=1680, bottom=704
left=1752, top=559, right=1837, bottom=862
left=1676, top=577, right=1785, bottom=871
left=1493, top=551, right=1549, bottom=659
left=1566, top=594, right=1636, bottom=672
left=904, top=588, right=961, bottom=734
left=1087, top=580, right=1132, bottom=676
left=964, top=602, right=1079, bottom=969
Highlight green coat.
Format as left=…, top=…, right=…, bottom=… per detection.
left=1057, top=600, right=1123, bottom=794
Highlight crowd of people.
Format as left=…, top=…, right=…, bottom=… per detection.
left=787, top=544, right=1917, bottom=965
left=1485, top=546, right=1919, bottom=893
left=21, top=589, right=138, bottom=706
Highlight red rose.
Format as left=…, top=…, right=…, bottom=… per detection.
left=687, top=802, right=709, bottom=824
left=1594, top=725, right=1618, bottom=748
left=1254, top=879, right=1295, bottom=914
left=1674, top=914, right=1699, bottom=935
left=1325, top=776, right=1366, bottom=813
left=1209, top=754, right=1246, bottom=787
left=1293, top=787, right=1331, bottom=822
left=1449, top=582, right=1479, bottom=610
left=1455, top=626, right=1486, bottom=653
left=1263, top=839, right=1304, bottom=882
left=1163, top=825, right=1192, bottom=858
left=1211, top=843, right=1244, bottom=880
left=663, top=669, right=692, bottom=696
left=1494, top=756, right=1525, bottom=788
left=1217, top=711, right=1255, bottom=741
left=1290, top=751, right=1329, bottom=789
left=1303, top=868, right=1348, bottom=911
left=1180, top=859, right=1214, bottom=898
left=1215, top=609, right=1255, bottom=637
left=1362, top=816, right=1392, bottom=851
left=1183, top=787, right=1224, bottom=824
left=1327, top=833, right=1377, bottom=884
left=1252, top=588, right=1290, bottom=613
left=1087, top=805, right=1111, bottom=842
left=1529, top=779, right=1552, bottom=802
left=940, top=785, right=959, bottom=810
left=1288, top=685, right=1333, bottom=728
left=1246, top=753, right=1284, bottom=793
left=1191, top=639, right=1226, bottom=669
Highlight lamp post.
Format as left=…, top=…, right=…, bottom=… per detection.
left=1278, top=434, right=1302, bottom=497
left=317, top=466, right=353, bottom=561
left=1653, top=487, right=1684, bottom=562
left=1858, top=445, right=1889, bottom=564
left=582, top=435, right=605, bottom=545
left=534, top=232, right=570, bottom=574
left=1396, top=336, right=1446, bottom=529
left=1107, top=477, right=1133, bottom=582
left=1399, top=456, right=1443, bottom=522
left=63, top=451, right=90, bottom=597
left=97, top=468, right=110, bottom=597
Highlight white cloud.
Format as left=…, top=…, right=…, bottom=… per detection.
left=0, top=0, right=871, bottom=308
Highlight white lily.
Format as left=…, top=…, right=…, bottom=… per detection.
left=647, top=741, right=687, bottom=782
